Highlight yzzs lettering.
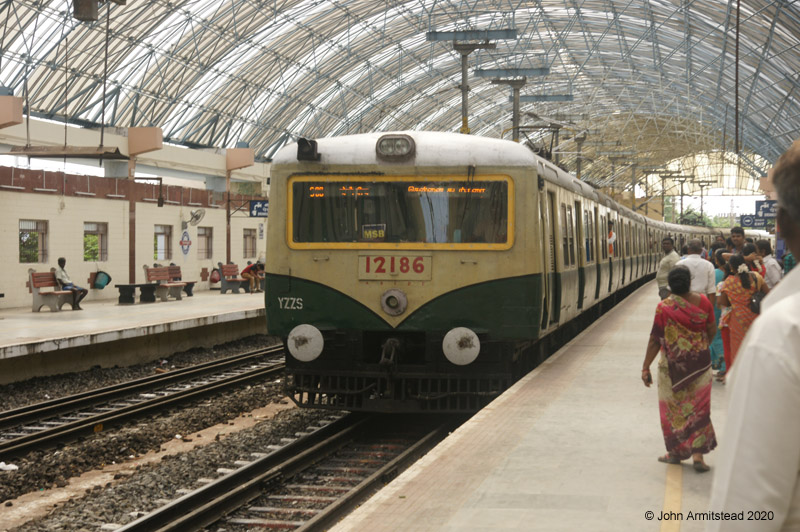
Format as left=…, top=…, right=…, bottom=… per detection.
left=277, top=297, right=304, bottom=310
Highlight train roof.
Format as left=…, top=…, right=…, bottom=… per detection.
left=272, top=131, right=538, bottom=168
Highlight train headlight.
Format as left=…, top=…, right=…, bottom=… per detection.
left=442, top=327, right=480, bottom=366
left=380, top=289, right=408, bottom=316
left=287, top=324, right=324, bottom=362
left=376, top=134, right=415, bottom=161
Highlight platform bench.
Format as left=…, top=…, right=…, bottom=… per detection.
left=29, top=269, right=73, bottom=312
left=143, top=265, right=186, bottom=302
left=167, top=265, right=196, bottom=297
left=114, top=283, right=158, bottom=304
left=218, top=263, right=248, bottom=294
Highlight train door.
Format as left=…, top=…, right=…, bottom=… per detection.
left=539, top=187, right=558, bottom=330
left=606, top=215, right=613, bottom=293
left=575, top=200, right=585, bottom=309
left=595, top=207, right=602, bottom=299
left=636, top=226, right=641, bottom=278
left=620, top=221, right=626, bottom=284
left=627, top=221, right=633, bottom=282
left=548, top=191, right=561, bottom=325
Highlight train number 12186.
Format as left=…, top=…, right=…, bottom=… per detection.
left=358, top=254, right=432, bottom=281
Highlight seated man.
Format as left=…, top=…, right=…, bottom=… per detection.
left=241, top=262, right=264, bottom=294
left=55, top=257, right=88, bottom=310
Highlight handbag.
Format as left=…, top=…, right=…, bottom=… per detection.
left=749, top=274, right=765, bottom=314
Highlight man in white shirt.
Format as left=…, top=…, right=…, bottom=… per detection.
left=676, top=238, right=717, bottom=306
left=55, top=257, right=88, bottom=310
left=756, top=239, right=783, bottom=289
left=708, top=139, right=800, bottom=531
left=656, top=237, right=680, bottom=299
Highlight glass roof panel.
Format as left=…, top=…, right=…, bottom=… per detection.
left=0, top=0, right=797, bottom=193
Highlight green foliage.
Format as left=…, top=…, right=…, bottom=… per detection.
left=710, top=215, right=735, bottom=228
left=677, top=206, right=713, bottom=227
left=19, top=231, right=39, bottom=263
left=84, top=234, right=99, bottom=261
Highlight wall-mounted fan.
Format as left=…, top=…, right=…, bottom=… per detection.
left=182, top=208, right=206, bottom=229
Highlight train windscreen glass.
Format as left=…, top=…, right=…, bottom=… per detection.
left=292, top=180, right=508, bottom=244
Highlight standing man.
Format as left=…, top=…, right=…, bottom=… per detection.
left=729, top=226, right=746, bottom=255
left=54, top=257, right=88, bottom=310
left=708, top=139, right=800, bottom=531
left=676, top=239, right=717, bottom=306
left=656, top=237, right=680, bottom=300
left=756, top=239, right=782, bottom=289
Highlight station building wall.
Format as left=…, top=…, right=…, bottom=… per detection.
left=1, top=166, right=268, bottom=309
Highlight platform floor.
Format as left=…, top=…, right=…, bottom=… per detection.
left=0, top=288, right=265, bottom=364
left=333, top=281, right=728, bottom=532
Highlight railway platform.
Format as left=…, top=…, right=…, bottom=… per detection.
left=0, top=289, right=266, bottom=384
left=332, top=280, right=729, bottom=532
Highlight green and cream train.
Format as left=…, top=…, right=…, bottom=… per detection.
left=265, top=131, right=764, bottom=413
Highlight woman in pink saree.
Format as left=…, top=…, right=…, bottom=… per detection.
left=642, top=266, right=718, bottom=472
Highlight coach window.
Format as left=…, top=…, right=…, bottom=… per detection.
left=154, top=225, right=172, bottom=261
left=243, top=228, right=257, bottom=258
left=601, top=215, right=608, bottom=259
left=198, top=227, right=213, bottom=259
left=610, top=217, right=618, bottom=257
left=19, top=220, right=48, bottom=263
left=566, top=204, right=576, bottom=265
left=625, top=222, right=630, bottom=256
left=584, top=209, right=594, bottom=263
left=83, top=222, right=108, bottom=261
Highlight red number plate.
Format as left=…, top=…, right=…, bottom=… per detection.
left=358, top=255, right=432, bottom=281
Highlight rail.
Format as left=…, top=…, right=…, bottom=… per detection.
left=118, top=414, right=451, bottom=531
left=0, top=346, right=285, bottom=459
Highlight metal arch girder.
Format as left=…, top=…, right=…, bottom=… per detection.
left=741, top=1, right=784, bottom=120
left=3, top=0, right=799, bottom=175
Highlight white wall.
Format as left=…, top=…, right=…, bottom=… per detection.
left=1, top=191, right=267, bottom=308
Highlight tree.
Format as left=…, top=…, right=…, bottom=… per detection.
left=84, top=234, right=99, bottom=261
left=19, top=232, right=39, bottom=262
left=677, top=206, right=713, bottom=227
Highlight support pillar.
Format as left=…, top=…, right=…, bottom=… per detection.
left=226, top=169, right=232, bottom=264
left=127, top=127, right=163, bottom=283
left=453, top=42, right=495, bottom=135
left=128, top=158, right=137, bottom=283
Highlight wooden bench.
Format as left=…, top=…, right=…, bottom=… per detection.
left=167, top=265, right=197, bottom=297
left=29, top=269, right=73, bottom=312
left=143, top=265, right=187, bottom=302
left=218, top=262, right=248, bottom=294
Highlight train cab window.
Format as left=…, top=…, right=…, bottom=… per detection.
left=290, top=178, right=510, bottom=247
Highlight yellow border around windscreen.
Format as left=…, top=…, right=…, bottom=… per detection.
left=287, top=174, right=515, bottom=250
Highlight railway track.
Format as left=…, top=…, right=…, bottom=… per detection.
left=0, top=346, right=285, bottom=459
left=117, top=413, right=454, bottom=531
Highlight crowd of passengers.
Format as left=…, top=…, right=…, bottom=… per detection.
left=641, top=138, right=800, bottom=531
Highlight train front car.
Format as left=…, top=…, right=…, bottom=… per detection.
left=266, top=132, right=543, bottom=413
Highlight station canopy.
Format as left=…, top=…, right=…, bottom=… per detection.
left=1, top=0, right=798, bottom=197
